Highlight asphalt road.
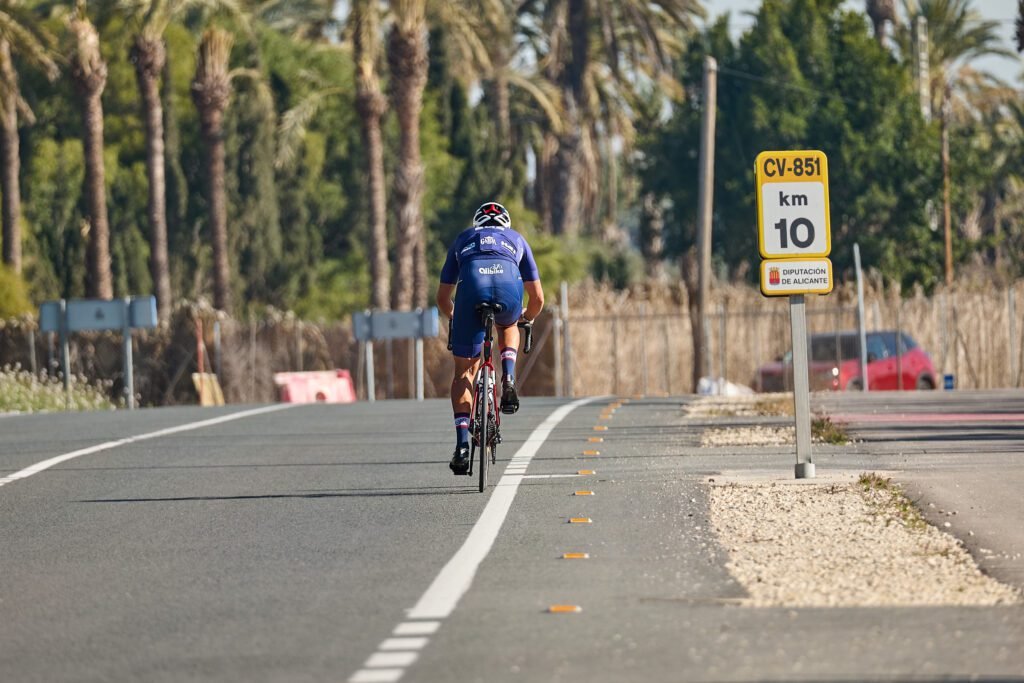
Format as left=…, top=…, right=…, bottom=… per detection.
left=1, top=394, right=1022, bottom=682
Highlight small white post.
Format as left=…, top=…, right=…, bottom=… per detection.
left=366, top=341, right=376, bottom=402
left=122, top=298, right=135, bottom=410
left=415, top=337, right=424, bottom=401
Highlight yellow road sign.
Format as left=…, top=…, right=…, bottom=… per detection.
left=755, top=150, right=831, bottom=259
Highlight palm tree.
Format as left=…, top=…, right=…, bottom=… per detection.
left=69, top=0, right=113, bottom=299
left=387, top=0, right=427, bottom=311
left=191, top=27, right=234, bottom=311
left=896, top=0, right=1012, bottom=284
left=866, top=0, right=897, bottom=46
left=1016, top=0, right=1023, bottom=53
left=352, top=0, right=390, bottom=310
left=386, top=0, right=503, bottom=310
left=524, top=0, right=701, bottom=237
left=0, top=2, right=57, bottom=275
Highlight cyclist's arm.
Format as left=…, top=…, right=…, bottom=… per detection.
left=522, top=280, right=544, bottom=321
left=436, top=283, right=456, bottom=320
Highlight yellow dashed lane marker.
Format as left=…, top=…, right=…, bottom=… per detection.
left=582, top=449, right=600, bottom=456
left=593, top=425, right=608, bottom=432
left=562, top=552, right=590, bottom=560
left=548, top=605, right=582, bottom=614
left=598, top=414, right=613, bottom=421
left=577, top=469, right=595, bottom=475
left=569, top=517, right=592, bottom=524
left=574, top=490, right=594, bottom=496
left=588, top=437, right=604, bottom=443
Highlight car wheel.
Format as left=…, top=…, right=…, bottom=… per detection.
left=915, top=375, right=934, bottom=390
left=846, top=379, right=863, bottom=391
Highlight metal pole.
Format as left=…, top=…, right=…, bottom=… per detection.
left=27, top=327, right=37, bottom=375
left=249, top=316, right=256, bottom=402
left=122, top=298, right=135, bottom=409
left=553, top=306, right=563, bottom=397
left=854, top=244, right=869, bottom=391
left=213, top=321, right=222, bottom=380
left=415, top=337, right=424, bottom=401
left=695, top=56, right=718, bottom=393
left=60, top=299, right=70, bottom=411
left=611, top=318, right=620, bottom=396
left=366, top=341, right=376, bottom=402
left=790, top=295, right=814, bottom=478
left=718, top=304, right=726, bottom=386
left=639, top=304, right=649, bottom=397
left=561, top=282, right=574, bottom=398
left=896, top=300, right=904, bottom=391
left=1009, top=287, right=1017, bottom=389
left=663, top=318, right=672, bottom=396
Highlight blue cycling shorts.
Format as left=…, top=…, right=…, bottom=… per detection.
left=451, top=259, right=524, bottom=358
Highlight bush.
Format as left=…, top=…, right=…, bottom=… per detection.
left=0, top=366, right=118, bottom=413
left=0, top=266, right=32, bottom=319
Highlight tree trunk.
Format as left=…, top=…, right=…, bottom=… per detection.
left=550, top=0, right=588, bottom=238
left=0, top=40, right=22, bottom=274
left=71, top=17, right=113, bottom=299
left=192, top=29, right=234, bottom=312
left=132, top=35, right=172, bottom=321
left=200, top=111, right=230, bottom=312
left=354, top=0, right=391, bottom=311
left=387, top=6, right=428, bottom=311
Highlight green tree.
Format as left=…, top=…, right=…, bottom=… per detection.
left=523, top=0, right=702, bottom=238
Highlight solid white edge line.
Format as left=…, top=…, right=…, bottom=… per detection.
left=0, top=404, right=297, bottom=489
left=406, top=397, right=597, bottom=620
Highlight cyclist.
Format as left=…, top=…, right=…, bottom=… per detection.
left=436, top=202, right=544, bottom=475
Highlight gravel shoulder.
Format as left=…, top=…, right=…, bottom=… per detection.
left=685, top=394, right=1022, bottom=607
left=708, top=470, right=1022, bottom=607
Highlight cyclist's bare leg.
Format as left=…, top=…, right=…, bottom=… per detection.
left=451, top=355, right=481, bottom=414
left=496, top=323, right=520, bottom=353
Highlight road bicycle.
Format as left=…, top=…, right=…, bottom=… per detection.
left=449, top=304, right=532, bottom=492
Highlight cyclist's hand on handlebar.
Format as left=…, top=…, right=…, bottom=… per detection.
left=517, top=318, right=533, bottom=354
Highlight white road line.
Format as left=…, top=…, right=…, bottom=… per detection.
left=346, top=397, right=597, bottom=683
left=393, top=621, right=439, bottom=636
left=365, top=652, right=418, bottom=668
left=407, top=397, right=596, bottom=620
left=0, top=404, right=296, bottom=490
left=378, top=638, right=428, bottom=651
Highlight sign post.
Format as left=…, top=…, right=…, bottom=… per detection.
left=353, top=308, right=439, bottom=402
left=40, top=296, right=158, bottom=410
left=755, top=150, right=833, bottom=479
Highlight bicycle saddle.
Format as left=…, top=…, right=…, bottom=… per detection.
left=475, top=302, right=506, bottom=314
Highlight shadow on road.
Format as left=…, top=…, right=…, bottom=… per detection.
left=75, top=486, right=478, bottom=502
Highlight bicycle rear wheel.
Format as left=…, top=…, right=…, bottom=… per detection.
left=478, top=365, right=491, bottom=493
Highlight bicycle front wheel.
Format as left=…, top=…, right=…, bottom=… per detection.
left=478, top=365, right=491, bottom=493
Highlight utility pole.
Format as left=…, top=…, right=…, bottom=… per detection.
left=914, top=16, right=931, bottom=122
left=941, top=82, right=953, bottom=286
left=694, top=55, right=717, bottom=391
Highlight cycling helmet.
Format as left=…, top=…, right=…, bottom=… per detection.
left=473, top=201, right=511, bottom=228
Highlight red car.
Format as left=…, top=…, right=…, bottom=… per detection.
left=754, top=331, right=937, bottom=392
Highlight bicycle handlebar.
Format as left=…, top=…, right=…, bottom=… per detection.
left=518, top=320, right=533, bottom=354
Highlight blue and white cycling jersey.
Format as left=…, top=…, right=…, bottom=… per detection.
left=440, top=225, right=539, bottom=358
left=439, top=226, right=539, bottom=285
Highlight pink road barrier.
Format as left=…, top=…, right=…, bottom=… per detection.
left=273, top=370, right=357, bottom=404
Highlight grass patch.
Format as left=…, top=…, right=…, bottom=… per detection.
left=812, top=416, right=849, bottom=444
left=0, top=366, right=118, bottom=413
left=858, top=472, right=928, bottom=531
left=753, top=396, right=792, bottom=416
